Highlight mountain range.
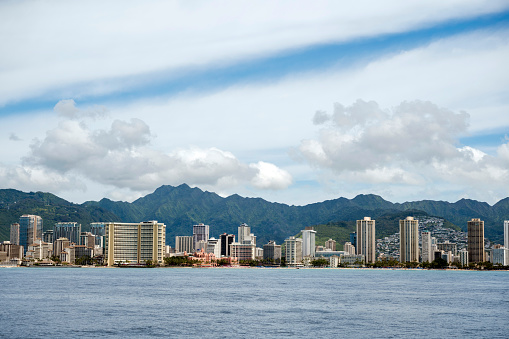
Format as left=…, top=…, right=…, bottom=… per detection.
left=1, top=184, right=507, bottom=247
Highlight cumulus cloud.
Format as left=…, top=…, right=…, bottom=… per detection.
left=296, top=99, right=509, bottom=196
left=21, top=102, right=292, bottom=193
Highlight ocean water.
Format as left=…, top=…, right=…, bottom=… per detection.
left=0, top=267, right=508, bottom=338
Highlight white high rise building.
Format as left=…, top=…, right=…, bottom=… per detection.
left=400, top=217, right=419, bottom=263
left=504, top=220, right=509, bottom=250
left=421, top=231, right=432, bottom=263
left=356, top=217, right=376, bottom=263
left=301, top=228, right=316, bottom=257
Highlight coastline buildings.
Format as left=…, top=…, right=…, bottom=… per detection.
left=284, top=236, right=302, bottom=266
left=301, top=227, right=316, bottom=257
left=467, top=218, right=485, bottom=263
left=19, top=215, right=43, bottom=255
left=193, top=223, right=209, bottom=251
left=105, top=221, right=166, bottom=266
left=421, top=231, right=432, bottom=263
left=356, top=217, right=376, bottom=263
left=400, top=217, right=419, bottom=262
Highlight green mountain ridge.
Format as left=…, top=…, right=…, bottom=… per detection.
left=0, top=184, right=507, bottom=246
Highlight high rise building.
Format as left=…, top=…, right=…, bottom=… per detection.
left=54, top=222, right=81, bottom=245
left=238, top=223, right=256, bottom=246
left=437, top=241, right=457, bottom=256
left=350, top=232, right=357, bottom=250
left=105, top=221, right=166, bottom=266
left=220, top=233, right=235, bottom=257
left=175, top=235, right=194, bottom=253
left=421, top=231, right=432, bottom=263
left=301, top=227, right=316, bottom=257
left=399, top=217, right=419, bottom=263
left=356, top=217, right=376, bottom=263
left=504, top=220, right=509, bottom=250
left=42, top=230, right=54, bottom=244
left=19, top=215, right=43, bottom=255
left=343, top=242, right=355, bottom=255
left=10, top=223, right=20, bottom=245
left=325, top=238, right=336, bottom=251
left=206, top=238, right=221, bottom=258
left=467, top=218, right=485, bottom=263
left=284, top=236, right=303, bottom=266
left=263, top=240, right=281, bottom=264
left=193, top=223, right=209, bottom=250
left=90, top=222, right=105, bottom=248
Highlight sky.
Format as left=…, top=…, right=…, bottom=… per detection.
left=1, top=1, right=509, bottom=206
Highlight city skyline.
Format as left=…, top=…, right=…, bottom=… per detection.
left=0, top=2, right=508, bottom=207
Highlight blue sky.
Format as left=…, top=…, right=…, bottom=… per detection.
left=1, top=1, right=509, bottom=205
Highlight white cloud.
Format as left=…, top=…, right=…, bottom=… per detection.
left=17, top=100, right=292, bottom=195
left=294, top=99, right=509, bottom=203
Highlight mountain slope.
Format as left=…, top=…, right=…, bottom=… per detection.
left=0, top=185, right=507, bottom=246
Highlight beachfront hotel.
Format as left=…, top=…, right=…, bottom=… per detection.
left=399, top=217, right=419, bottom=262
left=356, top=217, right=376, bottom=263
left=105, top=221, right=166, bottom=266
left=467, top=218, right=485, bottom=263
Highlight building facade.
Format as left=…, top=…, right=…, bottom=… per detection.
left=504, top=220, right=509, bottom=250
left=105, top=221, right=166, bottom=266
left=284, top=236, right=303, bottom=266
left=301, top=227, right=316, bottom=257
left=421, top=231, right=432, bottom=263
left=19, top=215, right=43, bottom=255
left=220, top=233, right=235, bottom=257
left=54, top=222, right=81, bottom=245
left=193, top=223, right=209, bottom=251
left=10, top=223, right=20, bottom=245
left=467, top=218, right=485, bottom=263
left=263, top=240, right=281, bottom=264
left=325, top=238, right=336, bottom=251
left=356, top=217, right=376, bottom=263
left=400, top=217, right=419, bottom=262
left=175, top=235, right=194, bottom=253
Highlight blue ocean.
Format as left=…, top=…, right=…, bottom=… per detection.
left=1, top=267, right=507, bottom=338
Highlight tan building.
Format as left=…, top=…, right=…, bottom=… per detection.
left=400, top=217, right=419, bottom=262
left=325, top=238, right=336, bottom=251
left=356, top=217, right=376, bottom=263
left=105, top=221, right=166, bottom=266
left=467, top=218, right=485, bottom=263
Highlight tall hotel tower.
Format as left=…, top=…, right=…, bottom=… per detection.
left=193, top=223, right=210, bottom=251
left=421, top=231, right=432, bottom=263
left=504, top=220, right=509, bottom=251
left=301, top=227, right=316, bottom=257
left=467, top=218, right=485, bottom=263
left=356, top=217, right=375, bottom=263
left=19, top=215, right=43, bottom=255
left=105, top=221, right=166, bottom=266
left=399, top=217, right=419, bottom=262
